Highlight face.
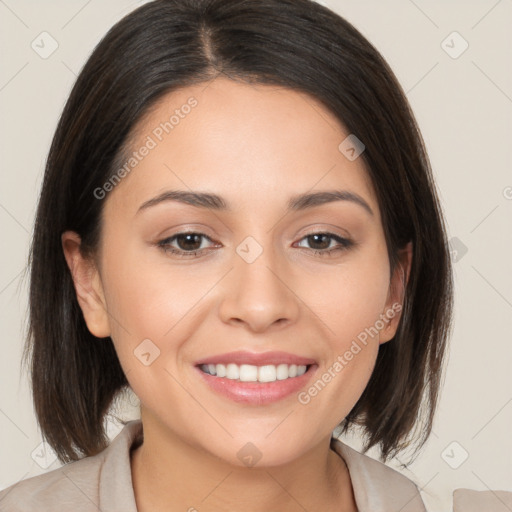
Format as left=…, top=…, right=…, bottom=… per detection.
left=63, top=76, right=409, bottom=468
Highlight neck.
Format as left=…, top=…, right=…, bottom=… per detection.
left=130, top=413, right=357, bottom=512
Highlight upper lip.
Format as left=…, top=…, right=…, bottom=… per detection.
left=195, top=350, right=317, bottom=367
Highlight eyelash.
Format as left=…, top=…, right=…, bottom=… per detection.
left=157, top=231, right=354, bottom=258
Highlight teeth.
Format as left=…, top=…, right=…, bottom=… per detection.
left=200, top=363, right=309, bottom=382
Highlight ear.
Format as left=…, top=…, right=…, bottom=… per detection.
left=61, top=231, right=111, bottom=338
left=379, top=241, right=413, bottom=345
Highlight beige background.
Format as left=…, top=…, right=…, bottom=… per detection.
left=1, top=1, right=511, bottom=510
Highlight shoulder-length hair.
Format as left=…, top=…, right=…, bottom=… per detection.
left=22, top=0, right=453, bottom=466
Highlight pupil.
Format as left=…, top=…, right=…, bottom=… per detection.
left=310, top=234, right=329, bottom=249
left=179, top=234, right=201, bottom=250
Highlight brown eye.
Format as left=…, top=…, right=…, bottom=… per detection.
left=295, top=232, right=354, bottom=256
left=173, top=233, right=203, bottom=251
left=158, top=232, right=218, bottom=258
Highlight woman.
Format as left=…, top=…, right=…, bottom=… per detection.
left=0, top=0, right=453, bottom=510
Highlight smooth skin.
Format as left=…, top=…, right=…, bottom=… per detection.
left=62, top=76, right=412, bottom=512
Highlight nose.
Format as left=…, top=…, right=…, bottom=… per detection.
left=218, top=242, right=300, bottom=333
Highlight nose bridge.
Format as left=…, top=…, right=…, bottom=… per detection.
left=218, top=234, right=300, bottom=332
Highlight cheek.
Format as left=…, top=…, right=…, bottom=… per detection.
left=309, top=251, right=391, bottom=346
left=300, top=247, right=390, bottom=401
left=297, top=282, right=387, bottom=425
left=100, top=254, right=205, bottom=404
left=99, top=245, right=227, bottom=398
left=101, top=237, right=207, bottom=335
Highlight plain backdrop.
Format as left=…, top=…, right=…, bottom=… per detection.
left=0, top=1, right=511, bottom=511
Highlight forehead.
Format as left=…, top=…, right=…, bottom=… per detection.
left=104, top=76, right=378, bottom=219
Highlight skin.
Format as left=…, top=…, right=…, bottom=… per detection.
left=62, top=76, right=412, bottom=512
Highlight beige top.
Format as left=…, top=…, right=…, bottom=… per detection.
left=0, top=420, right=426, bottom=511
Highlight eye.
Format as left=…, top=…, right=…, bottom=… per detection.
left=157, top=232, right=219, bottom=258
left=295, top=232, right=354, bottom=256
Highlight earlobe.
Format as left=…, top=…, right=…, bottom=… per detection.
left=61, top=231, right=111, bottom=338
left=379, top=241, right=413, bottom=345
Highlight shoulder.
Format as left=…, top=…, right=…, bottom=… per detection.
left=0, top=420, right=143, bottom=512
left=331, top=437, right=427, bottom=512
left=0, top=454, right=104, bottom=511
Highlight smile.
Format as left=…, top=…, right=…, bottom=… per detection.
left=195, top=363, right=318, bottom=405
left=199, top=363, right=310, bottom=383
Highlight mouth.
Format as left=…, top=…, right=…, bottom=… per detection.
left=197, top=362, right=313, bottom=383
left=193, top=351, right=318, bottom=405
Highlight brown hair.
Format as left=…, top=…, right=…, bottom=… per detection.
left=22, top=0, right=453, bottom=467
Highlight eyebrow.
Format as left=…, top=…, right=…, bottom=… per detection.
left=136, top=189, right=374, bottom=217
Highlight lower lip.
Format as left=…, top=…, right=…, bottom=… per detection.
left=194, top=365, right=318, bottom=405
